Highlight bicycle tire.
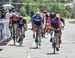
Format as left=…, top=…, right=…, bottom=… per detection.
left=38, top=34, right=41, bottom=46
left=12, top=25, right=17, bottom=46
left=52, top=43, right=56, bottom=54
left=35, top=27, right=40, bottom=48
left=35, top=31, right=39, bottom=48
left=52, top=34, right=56, bottom=54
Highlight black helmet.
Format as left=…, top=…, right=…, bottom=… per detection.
left=19, top=16, right=23, bottom=19
left=50, top=12, right=56, bottom=18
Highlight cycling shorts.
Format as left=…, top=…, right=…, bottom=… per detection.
left=12, top=20, right=19, bottom=25
left=18, top=24, right=24, bottom=28
left=32, top=24, right=43, bottom=31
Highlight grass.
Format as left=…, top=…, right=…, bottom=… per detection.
left=69, top=21, right=75, bottom=24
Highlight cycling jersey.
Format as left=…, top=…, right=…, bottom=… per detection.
left=32, top=15, right=43, bottom=26
left=47, top=17, right=62, bottom=30
left=18, top=19, right=26, bottom=28
left=10, top=15, right=19, bottom=24
left=51, top=17, right=59, bottom=29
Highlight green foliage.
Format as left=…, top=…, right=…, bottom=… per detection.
left=26, top=16, right=31, bottom=23
left=2, top=0, right=74, bottom=18
left=20, top=6, right=27, bottom=16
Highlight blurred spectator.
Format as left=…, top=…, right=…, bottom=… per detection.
left=0, top=6, right=6, bottom=19
left=5, top=9, right=13, bottom=20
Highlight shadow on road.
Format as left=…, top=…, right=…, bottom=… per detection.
left=46, top=53, right=59, bottom=55
left=8, top=44, right=15, bottom=46
left=0, top=49, right=3, bottom=52
left=30, top=47, right=41, bottom=49
left=0, top=38, right=12, bottom=46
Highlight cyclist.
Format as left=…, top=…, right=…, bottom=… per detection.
left=56, top=14, right=65, bottom=43
left=42, top=9, right=48, bottom=37
left=32, top=12, right=43, bottom=47
left=9, top=13, right=19, bottom=45
left=5, top=9, right=13, bottom=20
left=47, top=12, right=62, bottom=51
left=49, top=13, right=65, bottom=43
left=17, top=16, right=27, bottom=45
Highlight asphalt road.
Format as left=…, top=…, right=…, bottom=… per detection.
left=0, top=20, right=75, bottom=58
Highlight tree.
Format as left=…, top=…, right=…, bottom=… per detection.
left=20, top=5, right=27, bottom=16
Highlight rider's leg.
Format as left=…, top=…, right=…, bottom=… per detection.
left=33, top=29, right=35, bottom=39
left=50, top=30, right=53, bottom=42
left=55, top=32, right=60, bottom=51
left=43, top=26, right=46, bottom=38
left=22, top=26, right=25, bottom=38
left=19, top=27, right=23, bottom=46
left=16, top=28, right=20, bottom=37
left=39, top=28, right=42, bottom=46
left=12, top=25, right=16, bottom=45
left=59, top=30, right=62, bottom=44
left=16, top=28, right=21, bottom=41
left=9, top=26, right=13, bottom=37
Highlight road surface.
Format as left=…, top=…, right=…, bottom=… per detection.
left=0, top=20, right=75, bottom=58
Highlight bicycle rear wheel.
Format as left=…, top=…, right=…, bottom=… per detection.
left=52, top=43, right=56, bottom=54
left=12, top=25, right=17, bottom=46
left=35, top=33, right=39, bottom=48
left=35, top=27, right=39, bottom=48
left=52, top=36, right=56, bottom=54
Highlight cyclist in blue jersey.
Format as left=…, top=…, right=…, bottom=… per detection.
left=47, top=12, right=62, bottom=51
left=32, top=12, right=43, bottom=38
left=32, top=12, right=44, bottom=47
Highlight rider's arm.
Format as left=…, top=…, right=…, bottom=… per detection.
left=60, top=18, right=65, bottom=26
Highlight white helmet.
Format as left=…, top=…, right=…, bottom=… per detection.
left=36, top=12, right=40, bottom=15
left=12, top=13, right=16, bottom=16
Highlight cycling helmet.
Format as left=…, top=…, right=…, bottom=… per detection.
left=56, top=14, right=60, bottom=18
left=35, top=12, right=40, bottom=17
left=36, top=11, right=40, bottom=15
left=19, top=16, right=23, bottom=19
left=12, top=13, right=16, bottom=16
left=50, top=12, right=56, bottom=18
